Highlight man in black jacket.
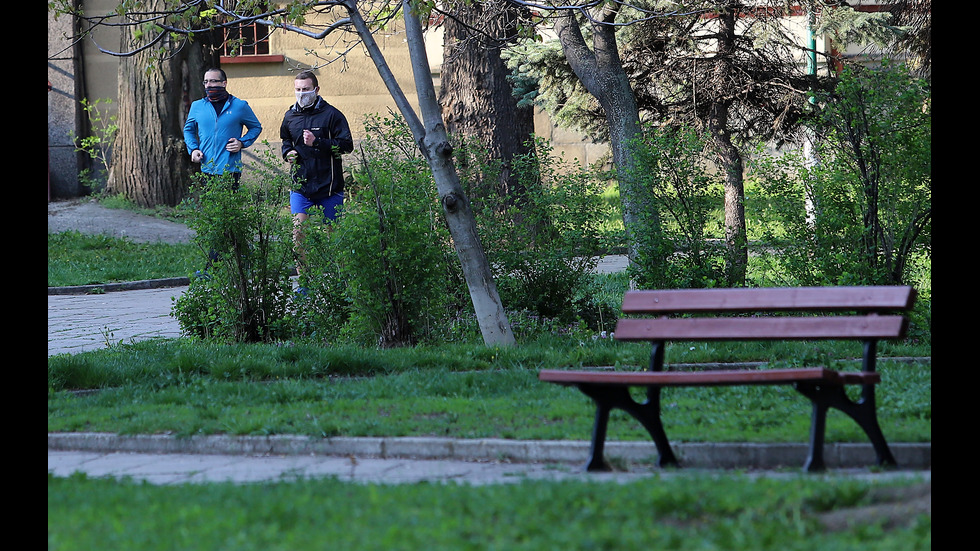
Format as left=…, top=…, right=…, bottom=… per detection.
left=280, top=71, right=354, bottom=272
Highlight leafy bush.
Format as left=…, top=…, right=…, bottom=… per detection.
left=299, top=114, right=465, bottom=347
left=627, top=125, right=727, bottom=289
left=460, top=136, right=613, bottom=327
left=750, top=61, right=931, bottom=288
left=69, top=97, right=118, bottom=194
left=172, top=154, right=295, bottom=343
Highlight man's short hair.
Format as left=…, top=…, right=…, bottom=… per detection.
left=295, top=71, right=319, bottom=88
left=204, top=67, right=227, bottom=81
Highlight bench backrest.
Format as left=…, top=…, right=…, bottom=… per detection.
left=615, top=286, right=916, bottom=342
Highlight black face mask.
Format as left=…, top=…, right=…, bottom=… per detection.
left=206, top=86, right=229, bottom=103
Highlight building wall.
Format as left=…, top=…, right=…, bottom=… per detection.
left=47, top=9, right=83, bottom=199
left=223, top=14, right=419, bottom=147
left=222, top=15, right=604, bottom=168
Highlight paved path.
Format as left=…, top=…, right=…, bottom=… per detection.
left=47, top=448, right=931, bottom=486
left=48, top=286, right=187, bottom=357
left=48, top=433, right=931, bottom=486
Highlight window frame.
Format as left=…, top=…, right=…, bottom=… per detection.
left=217, top=2, right=284, bottom=64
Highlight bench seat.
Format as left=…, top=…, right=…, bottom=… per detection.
left=539, top=367, right=880, bottom=387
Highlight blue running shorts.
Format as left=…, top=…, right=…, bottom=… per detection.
left=290, top=191, right=344, bottom=222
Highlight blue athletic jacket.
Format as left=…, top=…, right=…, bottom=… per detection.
left=183, top=95, right=263, bottom=175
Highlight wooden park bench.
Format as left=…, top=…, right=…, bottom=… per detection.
left=539, top=286, right=917, bottom=472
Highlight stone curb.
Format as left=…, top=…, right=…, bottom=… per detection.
left=48, top=277, right=190, bottom=296
left=48, top=433, right=931, bottom=470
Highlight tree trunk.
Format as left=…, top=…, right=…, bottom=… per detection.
left=439, top=0, right=535, bottom=204
left=554, top=9, right=653, bottom=261
left=706, top=5, right=747, bottom=286
left=107, top=2, right=219, bottom=207
left=346, top=0, right=515, bottom=346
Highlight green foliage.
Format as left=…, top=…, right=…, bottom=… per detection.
left=815, top=5, right=900, bottom=48
left=47, top=230, right=198, bottom=287
left=171, top=159, right=295, bottom=343
left=503, top=41, right=607, bottom=140
left=48, top=337, right=931, bottom=443
left=301, top=113, right=464, bottom=347
left=457, top=135, right=613, bottom=328
left=627, top=125, right=727, bottom=289
left=750, top=62, right=931, bottom=288
left=282, top=212, right=352, bottom=343
left=49, top=472, right=930, bottom=551
left=69, top=98, right=118, bottom=193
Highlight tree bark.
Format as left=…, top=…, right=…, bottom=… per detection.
left=107, top=1, right=219, bottom=207
left=553, top=8, right=654, bottom=261
left=439, top=0, right=535, bottom=204
left=706, top=5, right=747, bottom=286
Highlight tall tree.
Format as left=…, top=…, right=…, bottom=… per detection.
left=703, top=3, right=747, bottom=285
left=550, top=3, right=657, bottom=261
left=108, top=2, right=220, bottom=207
left=347, top=0, right=516, bottom=345
left=889, top=0, right=931, bottom=79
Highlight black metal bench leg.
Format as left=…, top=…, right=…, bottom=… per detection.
left=623, top=387, right=679, bottom=468
left=834, top=387, right=897, bottom=467
left=850, top=413, right=897, bottom=467
left=802, top=390, right=829, bottom=472
left=577, top=384, right=679, bottom=470
left=586, top=398, right=613, bottom=472
left=796, top=383, right=897, bottom=471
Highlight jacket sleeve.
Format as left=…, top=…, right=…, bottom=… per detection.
left=280, top=112, right=296, bottom=159
left=183, top=104, right=200, bottom=154
left=237, top=101, right=263, bottom=148
left=315, top=110, right=354, bottom=157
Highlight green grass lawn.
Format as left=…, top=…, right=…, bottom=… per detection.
left=48, top=230, right=201, bottom=287
left=48, top=339, right=931, bottom=444
left=49, top=471, right=930, bottom=550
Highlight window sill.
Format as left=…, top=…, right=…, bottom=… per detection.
left=219, top=54, right=285, bottom=64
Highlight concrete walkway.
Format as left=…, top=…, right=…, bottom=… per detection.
left=48, top=286, right=185, bottom=357
left=48, top=433, right=930, bottom=486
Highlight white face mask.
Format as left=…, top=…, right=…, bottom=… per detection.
left=295, top=89, right=317, bottom=108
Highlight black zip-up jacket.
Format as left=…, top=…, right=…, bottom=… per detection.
left=280, top=97, right=354, bottom=201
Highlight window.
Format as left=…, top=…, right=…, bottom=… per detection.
left=222, top=19, right=270, bottom=57
left=218, top=2, right=283, bottom=63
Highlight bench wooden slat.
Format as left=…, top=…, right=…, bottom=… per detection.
left=539, top=368, right=880, bottom=387
left=614, top=315, right=908, bottom=341
left=621, top=286, right=915, bottom=314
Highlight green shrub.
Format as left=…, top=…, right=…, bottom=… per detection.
left=69, top=97, right=118, bottom=194
left=626, top=125, right=727, bottom=289
left=305, top=114, right=465, bottom=347
left=172, top=153, right=295, bottom=343
left=750, top=61, right=931, bottom=288
left=460, top=136, right=613, bottom=327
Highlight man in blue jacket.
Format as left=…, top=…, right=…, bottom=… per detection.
left=183, top=68, right=263, bottom=189
left=280, top=70, right=354, bottom=272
